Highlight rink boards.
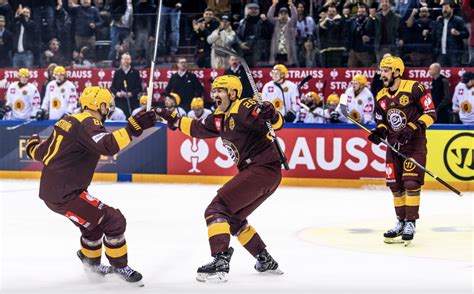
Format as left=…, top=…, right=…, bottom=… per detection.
left=0, top=121, right=472, bottom=192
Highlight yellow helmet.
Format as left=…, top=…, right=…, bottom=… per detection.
left=379, top=56, right=405, bottom=77
left=18, top=68, right=30, bottom=78
left=327, top=93, right=340, bottom=104
left=305, top=91, right=320, bottom=105
left=191, top=97, right=204, bottom=110
left=139, top=95, right=148, bottom=105
left=272, top=64, right=288, bottom=77
left=79, top=86, right=113, bottom=111
left=211, top=75, right=243, bottom=99
left=352, top=74, right=368, bottom=87
left=168, top=92, right=181, bottom=106
left=53, top=66, right=66, bottom=75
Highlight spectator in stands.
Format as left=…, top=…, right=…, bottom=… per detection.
left=373, top=0, right=404, bottom=62
left=0, top=15, right=13, bottom=67
left=206, top=0, right=230, bottom=16
left=203, top=7, right=220, bottom=33
left=207, top=15, right=236, bottom=69
left=192, top=17, right=211, bottom=68
left=40, top=63, right=57, bottom=102
left=235, top=3, right=272, bottom=68
left=267, top=0, right=298, bottom=66
left=40, top=38, right=66, bottom=67
left=429, top=63, right=451, bottom=124
left=110, top=52, right=142, bottom=117
left=12, top=6, right=35, bottom=67
left=433, top=2, right=469, bottom=67
left=31, top=0, right=61, bottom=48
left=298, top=37, right=320, bottom=67
left=346, top=4, right=375, bottom=67
left=54, top=5, right=73, bottom=64
left=405, top=6, right=435, bottom=67
left=296, top=2, right=315, bottom=53
left=318, top=4, right=346, bottom=67
left=223, top=55, right=253, bottom=98
left=158, top=0, right=182, bottom=60
left=68, top=0, right=103, bottom=54
left=0, top=0, right=14, bottom=30
left=165, top=57, right=204, bottom=112
left=107, top=0, right=133, bottom=60
left=133, top=0, right=156, bottom=64
left=72, top=46, right=96, bottom=68
left=394, top=0, right=419, bottom=21
left=461, top=0, right=474, bottom=66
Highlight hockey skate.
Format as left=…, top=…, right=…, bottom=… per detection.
left=196, top=247, right=234, bottom=283
left=112, top=265, right=144, bottom=287
left=402, top=221, right=416, bottom=247
left=383, top=220, right=405, bottom=244
left=76, top=250, right=112, bottom=279
left=255, top=249, right=284, bottom=275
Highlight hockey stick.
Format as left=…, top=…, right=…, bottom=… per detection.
left=146, top=0, right=163, bottom=112
left=339, top=95, right=463, bottom=196
left=6, top=119, right=35, bottom=131
left=298, top=75, right=313, bottom=94
left=212, top=45, right=289, bottom=170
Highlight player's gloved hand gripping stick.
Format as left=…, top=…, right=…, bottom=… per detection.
left=339, top=94, right=463, bottom=196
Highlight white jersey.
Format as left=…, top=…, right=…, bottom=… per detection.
left=174, top=107, right=187, bottom=117
left=187, top=108, right=212, bottom=120
left=337, top=87, right=374, bottom=124
left=5, top=82, right=40, bottom=119
left=296, top=106, right=329, bottom=123
left=42, top=80, right=78, bottom=120
left=262, top=80, right=299, bottom=118
left=452, top=82, right=474, bottom=124
left=106, top=107, right=127, bottom=121
left=131, top=106, right=145, bottom=117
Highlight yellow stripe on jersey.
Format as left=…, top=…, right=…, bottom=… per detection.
left=81, top=246, right=102, bottom=258
left=272, top=112, right=283, bottom=130
left=42, top=130, right=57, bottom=163
left=44, top=134, right=64, bottom=165
left=105, top=244, right=128, bottom=258
left=237, top=225, right=257, bottom=246
left=207, top=222, right=230, bottom=239
left=112, top=128, right=131, bottom=150
left=229, top=98, right=245, bottom=114
left=30, top=145, right=38, bottom=160
left=406, top=195, right=420, bottom=206
left=70, top=112, right=92, bottom=123
left=393, top=195, right=406, bottom=207
left=179, top=117, right=193, bottom=137
left=377, top=123, right=388, bottom=130
left=418, top=114, right=434, bottom=128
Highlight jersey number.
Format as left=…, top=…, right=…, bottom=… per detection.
left=243, top=100, right=257, bottom=109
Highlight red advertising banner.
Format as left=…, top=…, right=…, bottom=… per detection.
left=0, top=68, right=467, bottom=104
left=167, top=127, right=388, bottom=179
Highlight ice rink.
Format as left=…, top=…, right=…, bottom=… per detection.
left=1, top=180, right=472, bottom=294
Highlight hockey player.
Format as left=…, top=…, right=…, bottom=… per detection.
left=297, top=91, right=325, bottom=123
left=155, top=75, right=284, bottom=282
left=106, top=103, right=127, bottom=121
left=131, top=95, right=148, bottom=116
left=25, top=86, right=156, bottom=285
left=337, top=74, right=375, bottom=124
left=39, top=66, right=78, bottom=120
left=326, top=93, right=343, bottom=123
left=452, top=72, right=474, bottom=124
left=262, top=64, right=299, bottom=122
left=0, top=68, right=40, bottom=120
left=187, top=97, right=212, bottom=120
left=165, top=92, right=187, bottom=117
left=367, top=56, right=436, bottom=246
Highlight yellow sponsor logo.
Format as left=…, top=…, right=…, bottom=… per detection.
left=443, top=132, right=474, bottom=181
left=403, top=159, right=416, bottom=172
left=399, top=95, right=409, bottom=106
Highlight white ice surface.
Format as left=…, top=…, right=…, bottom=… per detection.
left=1, top=180, right=472, bottom=294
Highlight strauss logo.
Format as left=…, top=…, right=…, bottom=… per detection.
left=180, top=138, right=209, bottom=173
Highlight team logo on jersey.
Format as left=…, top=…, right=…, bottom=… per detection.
left=458, top=88, right=464, bottom=95
left=272, top=98, right=283, bottom=110
left=222, top=139, right=240, bottom=165
left=399, top=95, right=409, bottom=106
left=10, top=88, right=15, bottom=94
left=385, top=163, right=395, bottom=179
left=420, top=94, right=434, bottom=111
left=349, top=109, right=361, bottom=122
left=80, top=192, right=102, bottom=208
left=14, top=100, right=25, bottom=111
left=283, top=87, right=288, bottom=93
left=52, top=98, right=61, bottom=109
left=386, top=108, right=407, bottom=131
left=22, top=90, right=27, bottom=95
left=461, top=101, right=472, bottom=113
left=229, top=117, right=235, bottom=130
left=64, top=211, right=90, bottom=228
left=214, top=117, right=223, bottom=131
left=379, top=100, right=387, bottom=110
left=357, top=99, right=362, bottom=105
left=403, top=160, right=416, bottom=172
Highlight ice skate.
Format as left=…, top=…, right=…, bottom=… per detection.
left=196, top=247, right=234, bottom=283
left=402, top=221, right=416, bottom=247
left=77, top=250, right=112, bottom=278
left=112, top=265, right=144, bottom=287
left=383, top=220, right=405, bottom=244
left=255, top=249, right=284, bottom=275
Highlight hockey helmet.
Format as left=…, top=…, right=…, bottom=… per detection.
left=211, top=75, right=243, bottom=99
left=168, top=92, right=181, bottom=106
left=305, top=91, right=320, bottom=105
left=53, top=66, right=66, bottom=75
left=272, top=64, right=288, bottom=78
left=79, top=86, right=113, bottom=112
left=327, top=93, right=340, bottom=105
left=191, top=97, right=204, bottom=110
left=379, top=56, right=405, bottom=77
left=352, top=74, right=368, bottom=87
left=139, top=95, right=148, bottom=105
left=18, top=68, right=30, bottom=78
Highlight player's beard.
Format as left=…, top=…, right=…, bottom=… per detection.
left=99, top=109, right=109, bottom=123
left=383, top=75, right=395, bottom=88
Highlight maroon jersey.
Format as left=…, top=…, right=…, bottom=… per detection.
left=29, top=112, right=132, bottom=204
left=178, top=98, right=284, bottom=170
left=375, top=80, right=437, bottom=143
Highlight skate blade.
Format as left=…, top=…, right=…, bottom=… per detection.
left=259, top=268, right=284, bottom=275
left=110, top=274, right=145, bottom=287
left=384, top=237, right=404, bottom=244
left=196, top=272, right=228, bottom=283
left=81, top=265, right=111, bottom=282
left=403, top=240, right=412, bottom=247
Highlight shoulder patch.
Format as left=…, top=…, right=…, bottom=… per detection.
left=230, top=98, right=247, bottom=114
left=399, top=80, right=417, bottom=93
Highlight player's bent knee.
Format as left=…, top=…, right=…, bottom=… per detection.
left=404, top=180, right=421, bottom=195
left=389, top=184, right=405, bottom=196
left=101, top=207, right=127, bottom=237
left=204, top=197, right=230, bottom=225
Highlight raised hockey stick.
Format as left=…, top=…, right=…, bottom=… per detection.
left=6, top=119, right=35, bottom=131
left=298, top=75, right=313, bottom=93
left=339, top=95, right=463, bottom=196
left=146, top=0, right=163, bottom=112
left=212, top=45, right=289, bottom=170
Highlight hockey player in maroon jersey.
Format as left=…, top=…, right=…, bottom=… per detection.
left=368, top=56, right=437, bottom=246
left=155, top=75, right=285, bottom=282
left=25, top=86, right=156, bottom=285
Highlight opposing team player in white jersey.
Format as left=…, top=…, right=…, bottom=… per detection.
left=297, top=92, right=326, bottom=123
left=0, top=68, right=40, bottom=120
left=187, top=97, right=212, bottom=120
left=337, top=74, right=374, bottom=124
left=132, top=95, right=148, bottom=116
left=262, top=64, right=299, bottom=122
left=452, top=72, right=474, bottom=124
left=40, top=66, right=78, bottom=120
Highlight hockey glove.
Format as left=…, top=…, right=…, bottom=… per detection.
left=258, top=101, right=280, bottom=123
left=398, top=121, right=424, bottom=144
left=368, top=125, right=388, bottom=145
left=329, top=111, right=340, bottom=123
left=284, top=110, right=296, bottom=123
left=0, top=105, right=11, bottom=119
left=126, top=110, right=157, bottom=137
left=154, top=107, right=179, bottom=130
left=26, top=134, right=41, bottom=160
left=36, top=109, right=46, bottom=121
